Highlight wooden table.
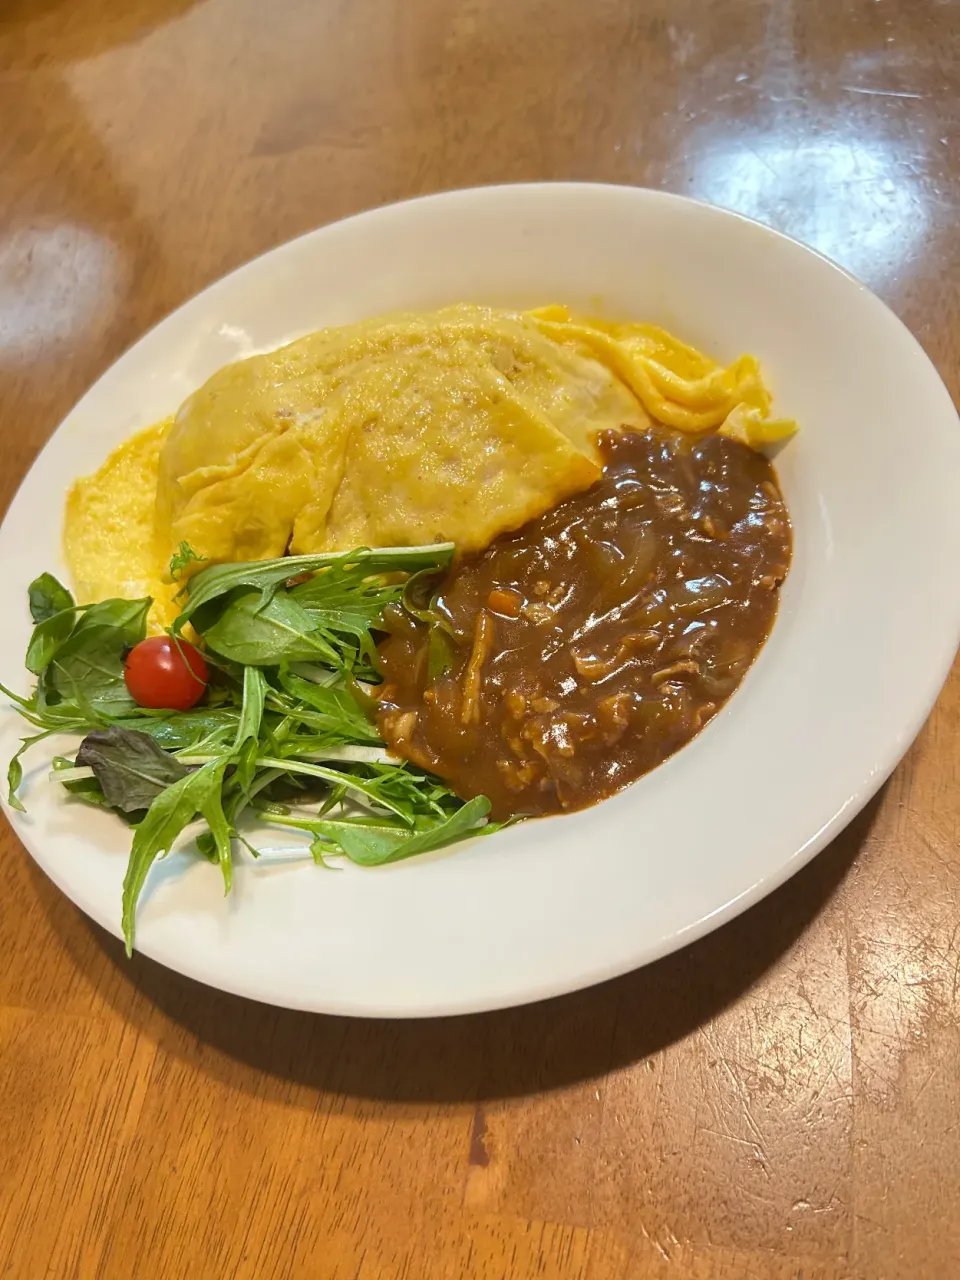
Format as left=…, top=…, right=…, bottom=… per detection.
left=1, top=2, right=958, bottom=1276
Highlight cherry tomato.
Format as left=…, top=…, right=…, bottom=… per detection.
left=124, top=636, right=209, bottom=711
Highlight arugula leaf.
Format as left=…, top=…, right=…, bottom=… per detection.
left=6, top=752, right=23, bottom=812
left=0, top=688, right=96, bottom=736
left=273, top=795, right=493, bottom=866
left=291, top=560, right=407, bottom=627
left=357, top=759, right=462, bottom=821
left=377, top=795, right=492, bottom=861
left=229, top=665, right=266, bottom=792
left=229, top=736, right=258, bottom=799
left=322, top=824, right=407, bottom=864
left=176, top=544, right=454, bottom=630
left=398, top=568, right=462, bottom=679
left=427, top=625, right=457, bottom=679
left=76, top=726, right=189, bottom=813
left=25, top=607, right=79, bottom=676
left=125, top=708, right=241, bottom=751
left=199, top=589, right=340, bottom=667
left=401, top=566, right=447, bottom=623
left=224, top=765, right=283, bottom=827
left=198, top=766, right=234, bottom=894
left=194, top=831, right=219, bottom=863
left=6, top=732, right=53, bottom=811
left=254, top=755, right=413, bottom=820
left=28, top=573, right=75, bottom=625
left=234, top=665, right=266, bottom=747
left=47, top=598, right=150, bottom=715
left=121, top=758, right=227, bottom=954
left=274, top=668, right=379, bottom=742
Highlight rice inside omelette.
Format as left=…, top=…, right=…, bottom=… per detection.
left=64, top=305, right=796, bottom=628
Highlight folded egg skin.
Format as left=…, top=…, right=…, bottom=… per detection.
left=63, top=304, right=797, bottom=623
left=154, top=306, right=651, bottom=577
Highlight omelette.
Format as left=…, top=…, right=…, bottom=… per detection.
left=64, top=419, right=182, bottom=630
left=63, top=305, right=796, bottom=628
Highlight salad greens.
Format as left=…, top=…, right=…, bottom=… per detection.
left=3, top=544, right=502, bottom=955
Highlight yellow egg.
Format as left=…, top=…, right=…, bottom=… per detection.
left=529, top=307, right=797, bottom=442
left=63, top=419, right=181, bottom=633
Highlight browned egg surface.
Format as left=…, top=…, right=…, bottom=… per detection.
left=376, top=427, right=792, bottom=821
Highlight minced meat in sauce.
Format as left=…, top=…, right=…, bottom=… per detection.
left=376, top=427, right=792, bottom=821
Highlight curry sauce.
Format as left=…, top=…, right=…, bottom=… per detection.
left=376, top=428, right=792, bottom=820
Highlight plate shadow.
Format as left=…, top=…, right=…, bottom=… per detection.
left=46, top=790, right=881, bottom=1105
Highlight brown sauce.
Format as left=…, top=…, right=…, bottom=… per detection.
left=376, top=427, right=792, bottom=821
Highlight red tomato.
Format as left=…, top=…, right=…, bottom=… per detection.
left=124, top=636, right=209, bottom=710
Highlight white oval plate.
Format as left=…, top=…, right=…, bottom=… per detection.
left=2, top=184, right=959, bottom=1017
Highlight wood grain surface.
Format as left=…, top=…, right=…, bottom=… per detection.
left=2, top=2, right=959, bottom=1276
